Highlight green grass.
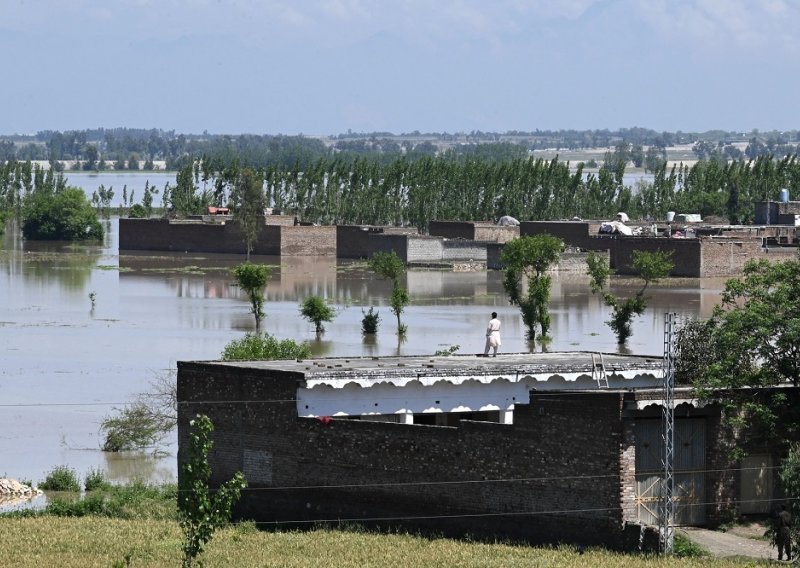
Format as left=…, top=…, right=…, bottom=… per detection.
left=0, top=517, right=770, bottom=568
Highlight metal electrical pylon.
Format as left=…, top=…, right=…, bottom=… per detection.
left=660, top=312, right=677, bottom=553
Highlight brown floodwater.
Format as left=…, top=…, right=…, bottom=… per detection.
left=0, top=217, right=727, bottom=498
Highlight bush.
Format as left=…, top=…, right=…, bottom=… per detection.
left=84, top=468, right=111, bottom=492
left=22, top=187, right=103, bottom=241
left=40, top=466, right=80, bottom=492
left=221, top=332, right=311, bottom=361
left=672, top=532, right=709, bottom=557
left=128, top=203, right=147, bottom=218
left=101, top=402, right=171, bottom=452
left=361, top=307, right=380, bottom=334
left=45, top=481, right=177, bottom=520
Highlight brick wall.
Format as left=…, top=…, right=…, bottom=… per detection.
left=119, top=219, right=337, bottom=256
left=336, top=226, right=383, bottom=259
left=119, top=218, right=281, bottom=255
left=428, top=221, right=476, bottom=240
left=442, top=241, right=487, bottom=262
left=474, top=225, right=520, bottom=243
left=612, top=238, right=701, bottom=276
left=265, top=215, right=297, bottom=226
left=178, top=361, right=641, bottom=549
left=280, top=226, right=337, bottom=256
left=521, top=221, right=608, bottom=250
left=428, top=221, right=518, bottom=244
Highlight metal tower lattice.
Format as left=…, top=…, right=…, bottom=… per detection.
left=660, top=312, right=677, bottom=554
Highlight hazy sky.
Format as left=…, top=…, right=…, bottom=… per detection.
left=2, top=0, right=798, bottom=135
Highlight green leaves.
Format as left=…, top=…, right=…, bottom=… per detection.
left=501, top=235, right=564, bottom=340
left=221, top=332, right=311, bottom=361
left=22, top=186, right=103, bottom=241
left=368, top=251, right=409, bottom=335
left=232, top=262, right=272, bottom=330
left=585, top=250, right=673, bottom=344
left=179, top=414, right=247, bottom=567
left=299, top=295, right=336, bottom=334
left=689, top=256, right=800, bottom=447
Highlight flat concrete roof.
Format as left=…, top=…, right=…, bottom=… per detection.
left=192, top=351, right=663, bottom=382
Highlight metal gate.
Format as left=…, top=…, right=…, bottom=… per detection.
left=635, top=418, right=706, bottom=526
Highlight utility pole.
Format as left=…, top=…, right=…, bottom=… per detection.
left=660, top=312, right=677, bottom=553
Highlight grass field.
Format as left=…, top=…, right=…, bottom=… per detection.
left=0, top=517, right=771, bottom=567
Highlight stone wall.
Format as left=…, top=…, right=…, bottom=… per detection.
left=178, top=361, right=646, bottom=549
left=407, top=236, right=444, bottom=263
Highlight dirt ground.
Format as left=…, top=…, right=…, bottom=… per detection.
left=681, top=521, right=788, bottom=562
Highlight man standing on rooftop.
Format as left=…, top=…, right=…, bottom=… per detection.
left=484, top=312, right=501, bottom=357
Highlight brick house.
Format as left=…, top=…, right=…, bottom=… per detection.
left=177, top=353, right=792, bottom=550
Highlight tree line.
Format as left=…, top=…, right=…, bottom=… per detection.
left=2, top=151, right=799, bottom=240
left=157, top=153, right=800, bottom=231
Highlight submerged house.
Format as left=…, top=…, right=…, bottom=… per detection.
left=177, top=352, right=789, bottom=550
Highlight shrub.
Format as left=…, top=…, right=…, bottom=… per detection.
left=84, top=467, right=111, bottom=492
left=45, top=481, right=176, bottom=520
left=672, top=532, right=709, bottom=557
left=40, top=466, right=80, bottom=492
left=128, top=203, right=147, bottom=218
left=221, top=332, right=311, bottom=361
left=101, top=402, right=171, bottom=452
left=361, top=307, right=380, bottom=334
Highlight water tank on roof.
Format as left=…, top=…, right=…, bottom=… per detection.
left=779, top=188, right=790, bottom=203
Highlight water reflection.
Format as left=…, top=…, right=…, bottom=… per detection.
left=0, top=216, right=730, bottom=488
left=1, top=220, right=104, bottom=294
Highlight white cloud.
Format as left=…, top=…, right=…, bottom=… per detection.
left=632, top=0, right=800, bottom=52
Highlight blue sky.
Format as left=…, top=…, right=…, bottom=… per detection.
left=2, top=0, right=798, bottom=135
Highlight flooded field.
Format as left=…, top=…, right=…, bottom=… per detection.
left=0, top=217, right=727, bottom=490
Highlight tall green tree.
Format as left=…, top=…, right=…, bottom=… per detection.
left=500, top=235, right=564, bottom=340
left=230, top=166, right=265, bottom=259
left=689, top=256, right=800, bottom=445
left=586, top=250, right=673, bottom=344
left=367, top=251, right=409, bottom=335
left=232, top=262, right=271, bottom=330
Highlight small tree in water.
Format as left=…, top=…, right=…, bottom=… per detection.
left=179, top=414, right=246, bottom=567
left=586, top=250, right=673, bottom=344
left=232, top=262, right=271, bottom=330
left=299, top=295, right=336, bottom=334
left=367, top=251, right=409, bottom=336
left=501, top=235, right=564, bottom=341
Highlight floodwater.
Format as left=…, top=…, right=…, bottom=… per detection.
left=0, top=216, right=727, bottom=493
